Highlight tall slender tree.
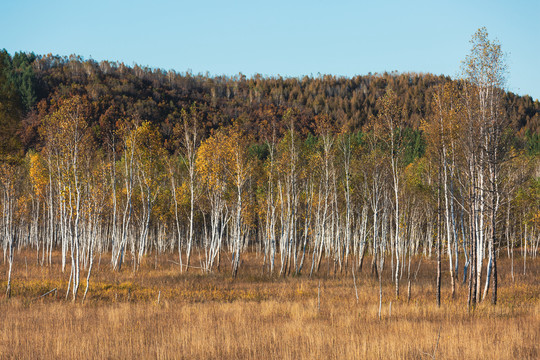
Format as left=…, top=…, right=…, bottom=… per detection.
left=463, top=27, right=508, bottom=305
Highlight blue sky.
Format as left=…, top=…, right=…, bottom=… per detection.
left=2, top=0, right=539, bottom=100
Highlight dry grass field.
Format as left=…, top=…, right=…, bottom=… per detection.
left=1, top=251, right=539, bottom=359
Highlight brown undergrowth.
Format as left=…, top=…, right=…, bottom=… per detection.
left=0, top=250, right=539, bottom=359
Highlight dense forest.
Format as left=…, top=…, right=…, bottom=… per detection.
left=0, top=28, right=539, bottom=308
left=1, top=47, right=539, bottom=151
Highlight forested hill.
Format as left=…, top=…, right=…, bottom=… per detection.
left=1, top=50, right=539, bottom=151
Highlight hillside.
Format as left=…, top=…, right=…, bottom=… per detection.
left=1, top=50, right=539, bottom=152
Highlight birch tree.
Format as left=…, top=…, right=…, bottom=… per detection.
left=1, top=162, right=19, bottom=298
left=375, top=89, right=405, bottom=299
left=175, top=104, right=201, bottom=271
left=463, top=27, right=508, bottom=305
left=423, top=83, right=462, bottom=299
left=40, top=95, right=92, bottom=301
left=196, top=130, right=232, bottom=271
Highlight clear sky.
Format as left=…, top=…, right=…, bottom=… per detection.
left=1, top=0, right=539, bottom=100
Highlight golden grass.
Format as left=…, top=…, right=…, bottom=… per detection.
left=0, top=251, right=539, bottom=359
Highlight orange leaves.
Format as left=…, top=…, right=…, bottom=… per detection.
left=28, top=152, right=48, bottom=200
left=196, top=131, right=231, bottom=193
left=40, top=95, right=92, bottom=155
left=196, top=124, right=251, bottom=194
left=118, top=120, right=167, bottom=195
left=0, top=162, right=17, bottom=191
left=378, top=89, right=401, bottom=124
left=314, top=114, right=335, bottom=137
left=369, top=88, right=405, bottom=159
left=195, top=123, right=257, bottom=229
left=39, top=95, right=94, bottom=192
left=133, top=121, right=167, bottom=184
left=422, top=82, right=463, bottom=157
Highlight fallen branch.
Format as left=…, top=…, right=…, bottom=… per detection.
left=32, top=288, right=57, bottom=301
left=352, top=266, right=359, bottom=304
left=414, top=259, right=423, bottom=281
left=422, top=325, right=441, bottom=360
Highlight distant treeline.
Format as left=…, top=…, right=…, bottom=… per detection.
left=1, top=50, right=539, bottom=155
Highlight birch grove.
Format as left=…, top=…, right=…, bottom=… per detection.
left=1, top=29, right=539, bottom=306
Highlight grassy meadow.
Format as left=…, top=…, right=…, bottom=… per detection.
left=0, top=250, right=539, bottom=359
